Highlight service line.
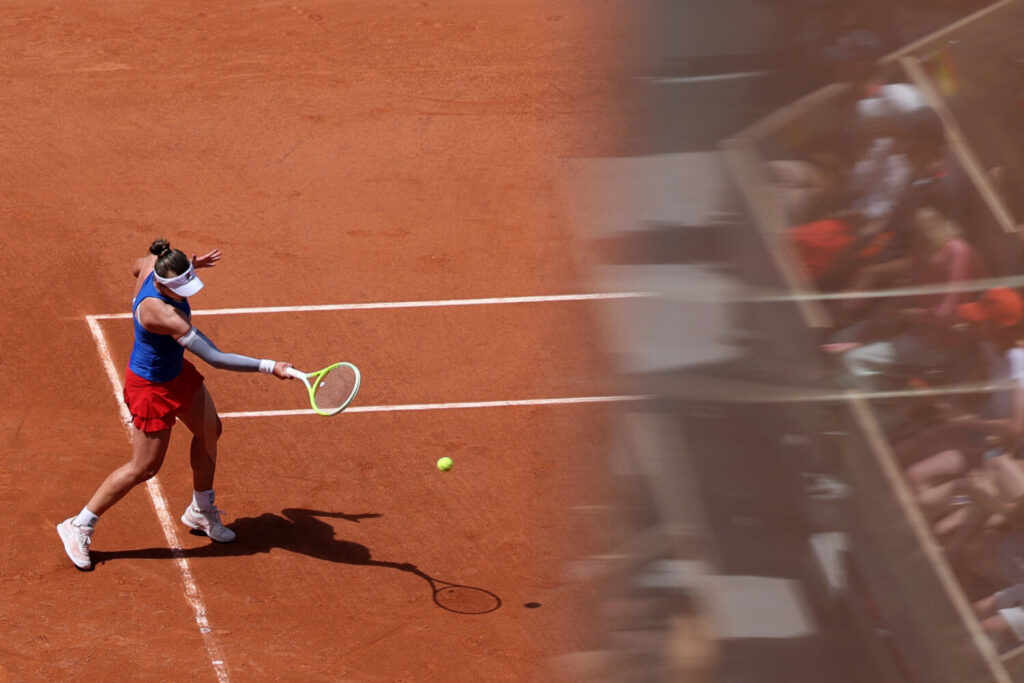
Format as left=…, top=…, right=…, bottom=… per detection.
left=219, top=395, right=653, bottom=419
left=85, top=316, right=231, bottom=683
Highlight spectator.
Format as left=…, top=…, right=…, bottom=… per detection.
left=972, top=583, right=1024, bottom=651
left=857, top=82, right=927, bottom=120
left=939, top=454, right=1024, bottom=551
left=963, top=516, right=1024, bottom=597
left=843, top=121, right=915, bottom=230
left=786, top=110, right=919, bottom=288
left=763, top=153, right=844, bottom=226
left=902, top=289, right=1024, bottom=516
left=814, top=108, right=956, bottom=292
left=831, top=206, right=986, bottom=340
left=833, top=218, right=994, bottom=386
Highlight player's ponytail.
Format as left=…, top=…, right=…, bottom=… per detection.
left=149, top=238, right=171, bottom=257
left=150, top=238, right=190, bottom=278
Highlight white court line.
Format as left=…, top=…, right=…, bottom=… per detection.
left=86, top=317, right=230, bottom=683
left=87, top=291, right=655, bottom=320
left=219, top=395, right=653, bottom=419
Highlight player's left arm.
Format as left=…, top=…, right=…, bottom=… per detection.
left=191, top=248, right=222, bottom=269
left=135, top=247, right=220, bottom=278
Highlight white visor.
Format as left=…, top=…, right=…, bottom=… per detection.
left=154, top=263, right=204, bottom=297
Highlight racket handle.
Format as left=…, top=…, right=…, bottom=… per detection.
left=285, top=367, right=307, bottom=380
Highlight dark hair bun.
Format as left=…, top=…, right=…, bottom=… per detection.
left=149, top=238, right=171, bottom=256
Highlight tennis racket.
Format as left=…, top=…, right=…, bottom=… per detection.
left=286, top=362, right=361, bottom=416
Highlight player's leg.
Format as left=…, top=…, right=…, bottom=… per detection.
left=86, top=425, right=173, bottom=514
left=57, top=426, right=172, bottom=569
left=179, top=384, right=221, bottom=491
left=178, top=384, right=235, bottom=542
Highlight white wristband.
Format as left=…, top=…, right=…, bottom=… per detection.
left=258, top=359, right=276, bottom=374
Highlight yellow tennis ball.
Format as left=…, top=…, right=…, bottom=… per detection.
left=437, top=457, right=453, bottom=472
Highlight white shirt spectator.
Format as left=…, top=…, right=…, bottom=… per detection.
left=984, top=343, right=1024, bottom=419
left=857, top=83, right=927, bottom=120
left=847, top=137, right=913, bottom=222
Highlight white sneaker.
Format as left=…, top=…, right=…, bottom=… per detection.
left=181, top=504, right=236, bottom=543
left=57, top=518, right=93, bottom=570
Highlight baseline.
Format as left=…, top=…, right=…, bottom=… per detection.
left=87, top=291, right=654, bottom=320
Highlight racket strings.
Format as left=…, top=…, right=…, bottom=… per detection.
left=313, top=366, right=358, bottom=411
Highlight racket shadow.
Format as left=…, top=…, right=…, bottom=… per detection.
left=91, top=508, right=501, bottom=615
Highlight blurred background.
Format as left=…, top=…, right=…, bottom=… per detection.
left=569, top=0, right=1024, bottom=680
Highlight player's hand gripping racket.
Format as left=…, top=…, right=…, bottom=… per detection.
left=286, top=362, right=361, bottom=416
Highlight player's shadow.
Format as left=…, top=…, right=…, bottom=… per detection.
left=91, top=508, right=501, bottom=614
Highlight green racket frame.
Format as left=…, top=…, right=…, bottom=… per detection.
left=286, top=362, right=361, bottom=416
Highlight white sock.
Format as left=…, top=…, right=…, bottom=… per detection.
left=193, top=489, right=215, bottom=511
left=73, top=506, right=99, bottom=528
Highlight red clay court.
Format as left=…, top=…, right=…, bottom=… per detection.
left=0, top=2, right=635, bottom=680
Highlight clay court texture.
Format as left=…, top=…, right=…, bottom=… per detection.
left=0, top=2, right=638, bottom=681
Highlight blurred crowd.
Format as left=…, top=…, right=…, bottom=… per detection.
left=782, top=0, right=997, bottom=97
left=758, top=12, right=1024, bottom=652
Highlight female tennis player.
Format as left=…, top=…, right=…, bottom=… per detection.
left=57, top=239, right=294, bottom=570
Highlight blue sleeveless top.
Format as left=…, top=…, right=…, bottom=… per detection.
left=128, top=272, right=191, bottom=382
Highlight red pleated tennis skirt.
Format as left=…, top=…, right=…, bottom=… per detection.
left=123, top=360, right=205, bottom=432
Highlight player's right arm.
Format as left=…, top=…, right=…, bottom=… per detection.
left=137, top=297, right=191, bottom=338
left=133, top=254, right=157, bottom=278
